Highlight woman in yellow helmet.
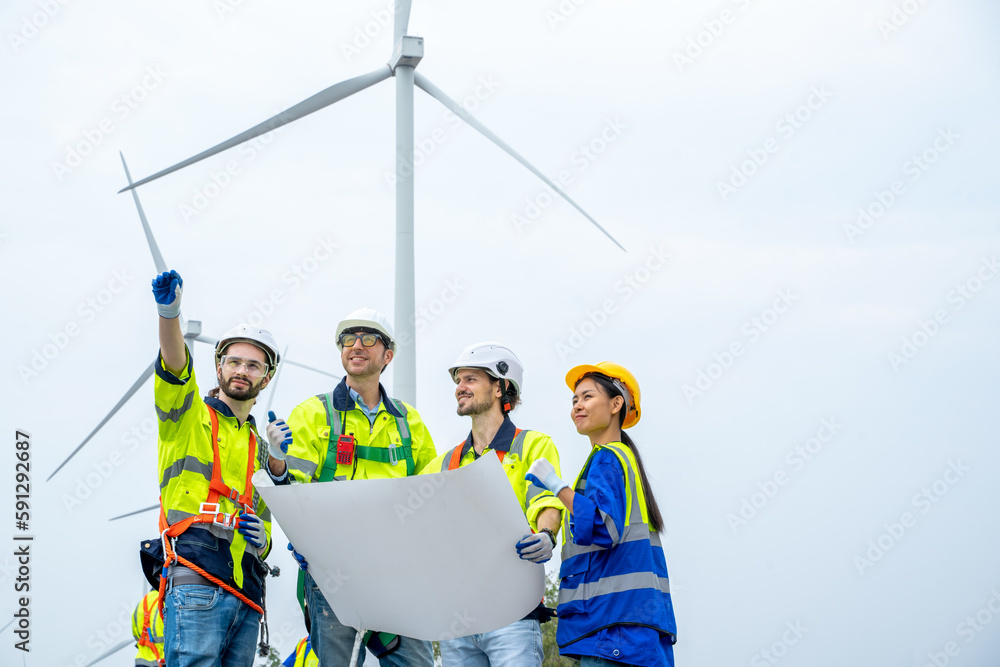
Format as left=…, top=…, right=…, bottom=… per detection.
left=525, top=362, right=677, bottom=666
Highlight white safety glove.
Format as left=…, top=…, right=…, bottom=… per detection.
left=151, top=270, right=183, bottom=319
left=516, top=531, right=555, bottom=564
left=525, top=458, right=568, bottom=496
left=237, top=511, right=267, bottom=553
left=266, top=411, right=291, bottom=461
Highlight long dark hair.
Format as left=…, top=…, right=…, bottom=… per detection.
left=580, top=373, right=664, bottom=533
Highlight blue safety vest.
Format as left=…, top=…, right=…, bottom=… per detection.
left=557, top=442, right=677, bottom=648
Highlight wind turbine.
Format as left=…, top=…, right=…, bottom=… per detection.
left=47, top=153, right=338, bottom=481
left=119, top=1, right=626, bottom=407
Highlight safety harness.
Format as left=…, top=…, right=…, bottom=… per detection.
left=444, top=428, right=525, bottom=470
left=157, top=405, right=266, bottom=618
left=317, top=392, right=414, bottom=480
left=136, top=593, right=164, bottom=667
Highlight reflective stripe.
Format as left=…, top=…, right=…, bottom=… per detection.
left=599, top=508, right=620, bottom=544
left=563, top=522, right=652, bottom=555
left=155, top=391, right=195, bottom=423
left=439, top=445, right=459, bottom=472
left=286, top=455, right=318, bottom=480
left=136, top=659, right=159, bottom=667
left=525, top=483, right=547, bottom=505
left=159, top=455, right=213, bottom=490
left=559, top=572, right=671, bottom=605
left=509, top=430, right=527, bottom=457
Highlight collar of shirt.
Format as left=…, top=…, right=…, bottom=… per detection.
left=348, top=386, right=382, bottom=426
left=463, top=415, right=517, bottom=459
left=204, top=396, right=257, bottom=429
left=331, top=377, right=405, bottom=419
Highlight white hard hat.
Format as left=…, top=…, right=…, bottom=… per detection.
left=448, top=342, right=523, bottom=396
left=336, top=308, right=396, bottom=352
left=215, top=324, right=281, bottom=374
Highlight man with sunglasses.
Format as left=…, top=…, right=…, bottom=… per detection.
left=151, top=269, right=279, bottom=667
left=266, top=308, right=437, bottom=666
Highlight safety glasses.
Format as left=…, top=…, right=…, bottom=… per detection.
left=220, top=356, right=269, bottom=377
left=339, top=332, right=384, bottom=348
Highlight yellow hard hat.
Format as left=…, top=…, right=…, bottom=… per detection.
left=565, top=362, right=641, bottom=429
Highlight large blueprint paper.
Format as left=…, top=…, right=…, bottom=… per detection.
left=253, top=454, right=545, bottom=640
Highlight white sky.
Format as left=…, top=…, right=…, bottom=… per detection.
left=2, top=0, right=1000, bottom=665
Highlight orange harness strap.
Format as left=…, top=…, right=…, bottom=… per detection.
left=158, top=406, right=263, bottom=617
left=137, top=594, right=164, bottom=666
left=447, top=429, right=522, bottom=470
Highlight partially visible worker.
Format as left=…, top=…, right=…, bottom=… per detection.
left=151, top=269, right=279, bottom=667
left=526, top=362, right=677, bottom=667
left=131, top=589, right=163, bottom=667
left=420, top=342, right=564, bottom=666
left=267, top=308, right=436, bottom=666
left=282, top=636, right=319, bottom=667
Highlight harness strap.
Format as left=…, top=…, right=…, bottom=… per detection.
left=446, top=429, right=523, bottom=470
left=157, top=405, right=263, bottom=617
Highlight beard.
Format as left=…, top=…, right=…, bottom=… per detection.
left=456, top=393, right=494, bottom=417
left=219, top=374, right=263, bottom=401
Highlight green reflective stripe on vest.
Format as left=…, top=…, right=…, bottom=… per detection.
left=159, top=455, right=213, bottom=490
left=318, top=395, right=414, bottom=479
left=155, top=391, right=195, bottom=423
left=286, top=454, right=318, bottom=480
left=389, top=399, right=414, bottom=476
left=317, top=392, right=343, bottom=482
left=558, top=572, right=671, bottom=605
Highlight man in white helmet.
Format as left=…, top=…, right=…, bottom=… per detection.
left=150, top=269, right=280, bottom=667
left=419, top=342, right=565, bottom=666
left=266, top=307, right=437, bottom=666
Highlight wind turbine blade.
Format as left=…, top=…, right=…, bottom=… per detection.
left=47, top=362, right=155, bottom=481
left=120, top=151, right=167, bottom=273
left=264, top=345, right=290, bottom=414
left=81, top=638, right=134, bottom=667
left=0, top=618, right=12, bottom=634
left=119, top=66, right=393, bottom=192
left=394, top=0, right=413, bottom=45
left=283, top=358, right=342, bottom=379
left=415, top=73, right=626, bottom=252
left=109, top=504, right=159, bottom=522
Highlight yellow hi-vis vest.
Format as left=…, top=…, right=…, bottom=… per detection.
left=293, top=637, right=319, bottom=667
left=132, top=590, right=163, bottom=667
left=154, top=349, right=272, bottom=589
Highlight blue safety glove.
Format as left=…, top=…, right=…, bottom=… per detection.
left=151, top=270, right=183, bottom=319
left=237, top=511, right=267, bottom=552
left=288, top=542, right=309, bottom=571
left=266, top=411, right=292, bottom=461
left=525, top=458, right=568, bottom=496
left=516, top=532, right=555, bottom=564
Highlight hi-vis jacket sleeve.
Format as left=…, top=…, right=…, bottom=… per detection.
left=569, top=448, right=627, bottom=549
left=522, top=433, right=566, bottom=530
left=153, top=346, right=202, bottom=470
left=284, top=396, right=328, bottom=483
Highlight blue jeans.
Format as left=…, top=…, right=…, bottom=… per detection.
left=163, top=583, right=260, bottom=667
left=439, top=618, right=543, bottom=666
left=304, top=571, right=433, bottom=666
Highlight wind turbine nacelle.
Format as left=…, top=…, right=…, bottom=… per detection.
left=183, top=319, right=203, bottom=338
left=390, top=36, right=424, bottom=71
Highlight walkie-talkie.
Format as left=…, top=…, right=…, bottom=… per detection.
left=336, top=433, right=356, bottom=466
